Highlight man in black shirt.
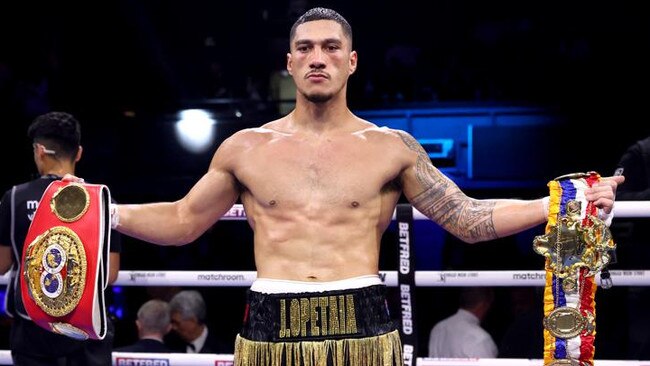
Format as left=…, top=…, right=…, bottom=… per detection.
left=613, top=136, right=650, bottom=359
left=0, top=111, right=122, bottom=366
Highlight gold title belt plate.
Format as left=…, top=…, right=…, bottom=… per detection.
left=50, top=183, right=90, bottom=223
left=543, top=306, right=594, bottom=339
left=23, top=226, right=87, bottom=317
left=533, top=200, right=615, bottom=278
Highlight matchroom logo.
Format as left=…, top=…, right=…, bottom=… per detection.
left=512, top=272, right=546, bottom=281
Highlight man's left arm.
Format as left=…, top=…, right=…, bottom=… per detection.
left=396, top=130, right=623, bottom=243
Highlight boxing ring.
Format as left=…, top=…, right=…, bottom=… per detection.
left=0, top=201, right=648, bottom=365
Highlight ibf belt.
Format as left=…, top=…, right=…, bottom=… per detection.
left=533, top=172, right=615, bottom=366
left=240, top=285, right=396, bottom=342
left=20, top=180, right=112, bottom=340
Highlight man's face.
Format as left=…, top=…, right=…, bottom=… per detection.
left=287, top=19, right=357, bottom=103
left=170, top=311, right=199, bottom=342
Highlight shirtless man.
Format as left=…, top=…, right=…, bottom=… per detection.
left=80, top=7, right=622, bottom=365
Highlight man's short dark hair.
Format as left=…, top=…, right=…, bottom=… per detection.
left=27, top=111, right=81, bottom=160
left=289, top=7, right=353, bottom=47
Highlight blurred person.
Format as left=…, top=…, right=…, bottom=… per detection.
left=64, top=7, right=622, bottom=365
left=115, top=299, right=172, bottom=353
left=614, top=135, right=650, bottom=202
left=428, top=287, right=498, bottom=358
left=0, top=111, right=122, bottom=365
left=168, top=290, right=229, bottom=354
left=613, top=136, right=650, bottom=359
left=499, top=287, right=544, bottom=358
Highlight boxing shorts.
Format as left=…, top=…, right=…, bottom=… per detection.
left=234, top=280, right=403, bottom=366
left=20, top=180, right=112, bottom=340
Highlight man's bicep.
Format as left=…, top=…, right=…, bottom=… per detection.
left=394, top=130, right=459, bottom=218
left=184, top=167, right=240, bottom=225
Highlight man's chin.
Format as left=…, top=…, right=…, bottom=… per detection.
left=305, top=93, right=332, bottom=104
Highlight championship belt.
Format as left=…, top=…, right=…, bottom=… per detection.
left=533, top=172, right=616, bottom=366
left=20, top=180, right=112, bottom=340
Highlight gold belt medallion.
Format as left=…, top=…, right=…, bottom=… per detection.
left=543, top=306, right=592, bottom=339
left=50, top=183, right=90, bottom=223
left=23, top=226, right=87, bottom=317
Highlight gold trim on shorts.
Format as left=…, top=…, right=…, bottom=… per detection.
left=234, top=329, right=402, bottom=366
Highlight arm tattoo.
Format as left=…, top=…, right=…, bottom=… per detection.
left=397, top=131, right=498, bottom=242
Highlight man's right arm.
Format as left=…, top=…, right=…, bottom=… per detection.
left=0, top=246, right=12, bottom=274
left=114, top=136, right=242, bottom=246
left=0, top=195, right=14, bottom=274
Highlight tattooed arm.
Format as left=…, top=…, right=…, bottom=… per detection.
left=395, top=130, right=546, bottom=243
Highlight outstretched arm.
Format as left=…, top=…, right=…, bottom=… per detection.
left=397, top=131, right=622, bottom=243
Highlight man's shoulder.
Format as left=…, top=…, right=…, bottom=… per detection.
left=637, top=136, right=650, bottom=150
left=355, top=123, right=411, bottom=141
left=226, top=124, right=282, bottom=144
left=4, top=179, right=47, bottom=198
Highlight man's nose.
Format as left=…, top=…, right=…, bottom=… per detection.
left=309, top=49, right=326, bottom=69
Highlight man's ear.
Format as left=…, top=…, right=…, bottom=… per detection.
left=75, top=146, right=83, bottom=163
left=286, top=53, right=293, bottom=76
left=349, top=50, right=358, bottom=75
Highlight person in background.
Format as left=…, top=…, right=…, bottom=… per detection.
left=613, top=135, right=650, bottom=359
left=115, top=299, right=172, bottom=353
left=499, top=287, right=544, bottom=358
left=428, top=287, right=498, bottom=358
left=168, top=290, right=230, bottom=354
left=0, top=111, right=122, bottom=365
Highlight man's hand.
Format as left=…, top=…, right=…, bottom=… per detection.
left=586, top=175, right=625, bottom=214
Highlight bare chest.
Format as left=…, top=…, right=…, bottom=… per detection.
left=236, top=138, right=398, bottom=206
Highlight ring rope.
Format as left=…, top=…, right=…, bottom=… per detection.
left=98, top=269, right=650, bottom=287
left=0, top=350, right=645, bottom=365
left=221, top=201, right=649, bottom=220
left=3, top=270, right=648, bottom=287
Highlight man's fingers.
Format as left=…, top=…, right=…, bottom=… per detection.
left=601, top=175, right=625, bottom=186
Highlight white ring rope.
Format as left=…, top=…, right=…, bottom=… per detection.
left=66, top=269, right=650, bottom=287
left=0, top=351, right=646, bottom=365
left=3, top=269, right=648, bottom=287
left=221, top=201, right=649, bottom=220
left=0, top=350, right=644, bottom=366
left=0, top=200, right=647, bottom=288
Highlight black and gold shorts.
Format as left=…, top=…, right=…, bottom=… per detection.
left=234, top=284, right=402, bottom=366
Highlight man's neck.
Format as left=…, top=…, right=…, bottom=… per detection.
left=289, top=104, right=353, bottom=135
left=39, top=162, right=74, bottom=178
left=140, top=334, right=164, bottom=342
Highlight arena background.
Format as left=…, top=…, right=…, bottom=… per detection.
left=1, top=0, right=650, bottom=360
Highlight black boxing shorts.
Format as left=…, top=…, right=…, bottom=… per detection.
left=234, top=276, right=403, bottom=366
